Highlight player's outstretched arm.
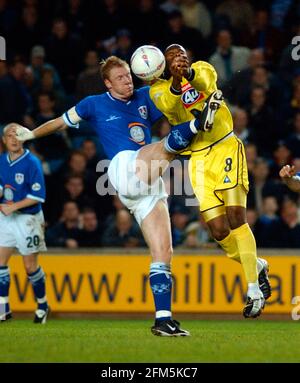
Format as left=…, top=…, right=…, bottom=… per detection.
left=16, top=117, right=67, bottom=142
left=279, top=165, right=300, bottom=192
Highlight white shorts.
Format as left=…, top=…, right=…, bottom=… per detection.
left=108, top=150, right=168, bottom=225
left=0, top=210, right=47, bottom=256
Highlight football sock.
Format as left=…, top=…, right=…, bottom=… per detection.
left=0, top=266, right=10, bottom=315
left=217, top=232, right=266, bottom=277
left=247, top=281, right=261, bottom=298
left=231, top=223, right=258, bottom=284
left=149, top=262, right=172, bottom=322
left=28, top=266, right=48, bottom=311
left=216, top=231, right=240, bottom=262
left=164, top=120, right=198, bottom=153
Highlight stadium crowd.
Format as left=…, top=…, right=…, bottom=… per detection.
left=1, top=0, right=300, bottom=248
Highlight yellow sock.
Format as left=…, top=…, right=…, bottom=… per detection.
left=231, top=223, right=258, bottom=283
left=217, top=231, right=241, bottom=263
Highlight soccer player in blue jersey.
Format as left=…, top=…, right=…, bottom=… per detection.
left=0, top=123, right=49, bottom=323
left=16, top=56, right=205, bottom=336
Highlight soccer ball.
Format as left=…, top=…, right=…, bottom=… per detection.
left=130, top=45, right=165, bottom=82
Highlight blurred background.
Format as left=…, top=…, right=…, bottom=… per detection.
left=1, top=0, right=300, bottom=250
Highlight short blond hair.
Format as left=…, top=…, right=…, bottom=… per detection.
left=3, top=122, right=20, bottom=136
left=100, top=56, right=129, bottom=81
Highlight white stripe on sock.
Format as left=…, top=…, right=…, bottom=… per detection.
left=0, top=296, right=9, bottom=304
left=37, top=296, right=47, bottom=304
left=190, top=120, right=198, bottom=134
left=156, top=310, right=172, bottom=319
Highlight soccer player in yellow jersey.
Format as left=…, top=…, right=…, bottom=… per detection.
left=150, top=44, right=272, bottom=318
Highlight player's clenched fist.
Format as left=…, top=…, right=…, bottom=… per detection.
left=279, top=164, right=296, bottom=179
left=15, top=126, right=35, bottom=142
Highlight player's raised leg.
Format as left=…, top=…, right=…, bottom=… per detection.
left=0, top=248, right=13, bottom=322
left=23, top=254, right=49, bottom=324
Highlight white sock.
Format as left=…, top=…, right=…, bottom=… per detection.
left=257, top=258, right=267, bottom=273
left=247, top=282, right=262, bottom=298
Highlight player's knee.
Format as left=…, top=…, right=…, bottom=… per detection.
left=24, top=262, right=38, bottom=275
left=227, top=207, right=246, bottom=229
left=152, top=244, right=173, bottom=264
left=212, top=228, right=230, bottom=241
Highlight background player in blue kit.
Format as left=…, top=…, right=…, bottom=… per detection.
left=16, top=56, right=206, bottom=336
left=0, top=123, right=49, bottom=324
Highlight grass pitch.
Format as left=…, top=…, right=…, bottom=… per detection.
left=0, top=318, right=299, bottom=363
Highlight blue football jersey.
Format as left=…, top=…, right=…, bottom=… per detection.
left=0, top=149, right=45, bottom=214
left=63, top=86, right=163, bottom=160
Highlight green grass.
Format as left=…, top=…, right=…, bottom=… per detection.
left=0, top=319, right=299, bottom=363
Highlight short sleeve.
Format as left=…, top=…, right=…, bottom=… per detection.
left=75, top=96, right=93, bottom=120
left=26, top=158, right=46, bottom=203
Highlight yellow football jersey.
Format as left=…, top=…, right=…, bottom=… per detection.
left=149, top=61, right=233, bottom=151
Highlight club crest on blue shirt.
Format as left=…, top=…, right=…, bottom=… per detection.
left=138, top=105, right=148, bottom=119
left=129, top=123, right=146, bottom=144
left=32, top=183, right=41, bottom=191
left=15, top=173, right=24, bottom=185
left=4, top=187, right=14, bottom=201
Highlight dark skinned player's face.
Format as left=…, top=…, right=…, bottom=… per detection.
left=165, top=46, right=188, bottom=70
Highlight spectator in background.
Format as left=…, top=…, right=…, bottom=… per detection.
left=180, top=0, right=212, bottom=39
left=260, top=199, right=300, bottom=248
left=279, top=25, right=300, bottom=84
left=112, top=29, right=135, bottom=63
left=216, top=0, right=254, bottom=40
left=160, top=0, right=180, bottom=14
left=81, top=138, right=101, bottom=170
left=183, top=214, right=215, bottom=249
left=260, top=196, right=279, bottom=222
left=64, top=149, right=95, bottom=188
left=76, top=208, right=102, bottom=247
left=248, top=157, right=283, bottom=214
left=245, top=208, right=258, bottom=237
left=33, top=67, right=66, bottom=113
left=287, top=83, right=300, bottom=120
left=285, top=112, right=300, bottom=158
left=245, top=8, right=285, bottom=64
left=104, top=195, right=125, bottom=227
left=12, top=5, right=44, bottom=58
left=132, top=0, right=165, bottom=44
left=46, top=201, right=82, bottom=248
left=209, top=29, right=250, bottom=88
left=63, top=0, right=88, bottom=38
left=0, top=60, right=8, bottom=79
left=0, top=0, right=18, bottom=37
left=27, top=92, right=69, bottom=177
left=64, top=150, right=112, bottom=219
left=269, top=141, right=292, bottom=180
left=0, top=60, right=32, bottom=125
left=232, top=108, right=250, bottom=143
left=59, top=175, right=95, bottom=212
left=225, top=48, right=265, bottom=104
left=46, top=18, right=85, bottom=92
left=28, top=45, right=62, bottom=93
left=245, top=142, right=258, bottom=175
left=101, top=209, right=145, bottom=248
left=171, top=205, right=191, bottom=247
left=246, top=86, right=276, bottom=156
left=163, top=10, right=205, bottom=59
left=75, top=50, right=105, bottom=101
left=94, top=0, right=129, bottom=42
